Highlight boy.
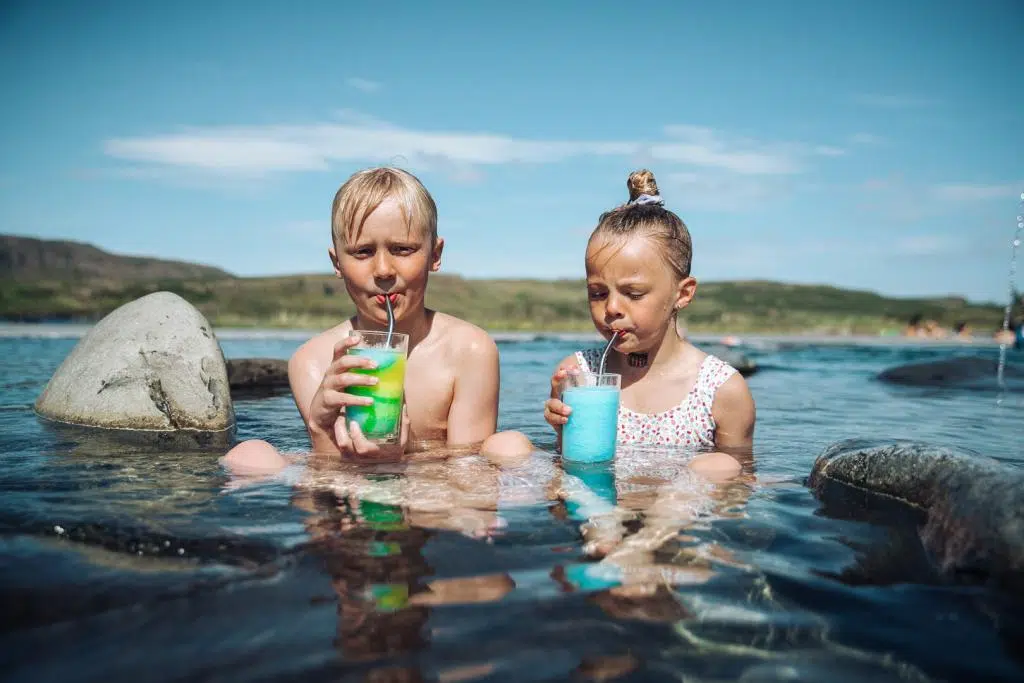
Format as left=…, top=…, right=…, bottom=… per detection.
left=223, top=167, right=523, bottom=472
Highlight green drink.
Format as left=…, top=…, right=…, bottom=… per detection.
left=346, top=330, right=408, bottom=444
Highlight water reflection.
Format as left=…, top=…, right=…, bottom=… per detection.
left=277, top=445, right=763, bottom=669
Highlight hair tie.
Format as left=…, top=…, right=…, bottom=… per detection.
left=631, top=193, right=664, bottom=206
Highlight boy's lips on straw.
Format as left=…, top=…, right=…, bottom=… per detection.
left=375, top=293, right=400, bottom=304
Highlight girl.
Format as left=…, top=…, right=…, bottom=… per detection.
left=544, top=169, right=755, bottom=476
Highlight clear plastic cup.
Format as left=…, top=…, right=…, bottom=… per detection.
left=560, top=372, right=621, bottom=463
left=345, top=330, right=408, bottom=444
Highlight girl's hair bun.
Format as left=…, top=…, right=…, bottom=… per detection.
left=626, top=169, right=660, bottom=203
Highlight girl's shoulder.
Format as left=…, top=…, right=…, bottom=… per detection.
left=698, top=353, right=739, bottom=388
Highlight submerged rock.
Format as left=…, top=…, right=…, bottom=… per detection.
left=699, top=344, right=758, bottom=377
left=34, top=292, right=234, bottom=445
left=878, top=355, right=1024, bottom=392
left=808, top=439, right=1024, bottom=595
left=226, top=357, right=290, bottom=397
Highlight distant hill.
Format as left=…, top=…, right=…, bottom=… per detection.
left=0, top=235, right=233, bottom=281
left=0, top=234, right=1008, bottom=333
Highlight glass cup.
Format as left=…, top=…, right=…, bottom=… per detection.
left=345, top=330, right=409, bottom=444
left=560, top=372, right=621, bottom=463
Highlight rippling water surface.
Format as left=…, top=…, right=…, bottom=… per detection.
left=1, top=333, right=1022, bottom=682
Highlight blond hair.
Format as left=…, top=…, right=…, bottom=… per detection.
left=590, top=169, right=693, bottom=279
left=331, top=167, right=438, bottom=245
left=626, top=169, right=659, bottom=201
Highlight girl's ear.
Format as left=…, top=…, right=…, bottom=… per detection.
left=674, top=276, right=698, bottom=312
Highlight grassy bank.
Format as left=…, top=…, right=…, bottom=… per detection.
left=0, top=273, right=1008, bottom=335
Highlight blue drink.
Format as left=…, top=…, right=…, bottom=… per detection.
left=563, top=461, right=617, bottom=520
left=562, top=384, right=620, bottom=463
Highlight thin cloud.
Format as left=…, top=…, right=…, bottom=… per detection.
left=665, top=171, right=795, bottom=212
left=849, top=93, right=936, bottom=109
left=857, top=175, right=1021, bottom=222
left=892, top=234, right=959, bottom=256
left=103, top=116, right=840, bottom=180
left=813, top=145, right=846, bottom=157
left=850, top=132, right=885, bottom=145
left=658, top=124, right=843, bottom=173
left=931, top=183, right=1021, bottom=202
left=345, top=77, right=383, bottom=93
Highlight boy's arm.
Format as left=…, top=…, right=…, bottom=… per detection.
left=446, top=330, right=500, bottom=446
left=289, top=340, right=321, bottom=423
left=288, top=339, right=336, bottom=453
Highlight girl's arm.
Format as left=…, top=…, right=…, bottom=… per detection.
left=711, top=373, right=756, bottom=448
left=689, top=374, right=756, bottom=480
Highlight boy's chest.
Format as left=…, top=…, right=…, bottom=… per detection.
left=402, top=355, right=456, bottom=441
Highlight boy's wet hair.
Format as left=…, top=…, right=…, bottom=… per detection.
left=590, top=169, right=693, bottom=279
left=331, top=167, right=438, bottom=246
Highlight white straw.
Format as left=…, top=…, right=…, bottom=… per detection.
left=598, top=330, right=619, bottom=374
left=384, top=295, right=395, bottom=346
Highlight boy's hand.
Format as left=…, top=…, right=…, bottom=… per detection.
left=342, top=404, right=410, bottom=460
left=307, top=336, right=402, bottom=458
left=544, top=366, right=573, bottom=433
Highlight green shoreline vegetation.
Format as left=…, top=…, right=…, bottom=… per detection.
left=0, top=273, right=1009, bottom=335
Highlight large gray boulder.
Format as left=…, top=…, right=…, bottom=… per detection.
left=699, top=343, right=758, bottom=376
left=35, top=292, right=234, bottom=444
left=878, top=355, right=1024, bottom=392
left=808, top=439, right=1024, bottom=595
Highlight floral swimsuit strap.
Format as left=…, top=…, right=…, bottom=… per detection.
left=574, top=348, right=735, bottom=401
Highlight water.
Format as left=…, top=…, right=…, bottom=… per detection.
left=1, top=333, right=1023, bottom=682
left=996, top=194, right=1023, bottom=392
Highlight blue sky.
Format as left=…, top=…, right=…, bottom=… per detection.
left=1, top=0, right=1021, bottom=303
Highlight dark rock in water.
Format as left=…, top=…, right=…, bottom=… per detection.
left=878, top=355, right=1024, bottom=392
left=34, top=292, right=234, bottom=446
left=699, top=344, right=758, bottom=377
left=808, top=439, right=1024, bottom=595
left=226, top=357, right=290, bottom=397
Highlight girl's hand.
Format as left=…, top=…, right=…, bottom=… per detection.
left=544, top=366, right=574, bottom=433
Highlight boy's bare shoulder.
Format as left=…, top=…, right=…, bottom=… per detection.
left=289, top=320, right=354, bottom=373
left=432, top=312, right=497, bottom=359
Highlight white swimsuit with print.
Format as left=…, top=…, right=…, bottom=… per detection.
left=574, top=349, right=737, bottom=450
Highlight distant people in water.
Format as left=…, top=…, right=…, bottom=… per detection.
left=902, top=314, right=952, bottom=340
left=953, top=321, right=972, bottom=341
left=994, top=316, right=1024, bottom=350
left=903, top=314, right=926, bottom=338
left=924, top=319, right=947, bottom=339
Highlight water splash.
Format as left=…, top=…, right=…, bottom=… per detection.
left=996, top=191, right=1024, bottom=394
